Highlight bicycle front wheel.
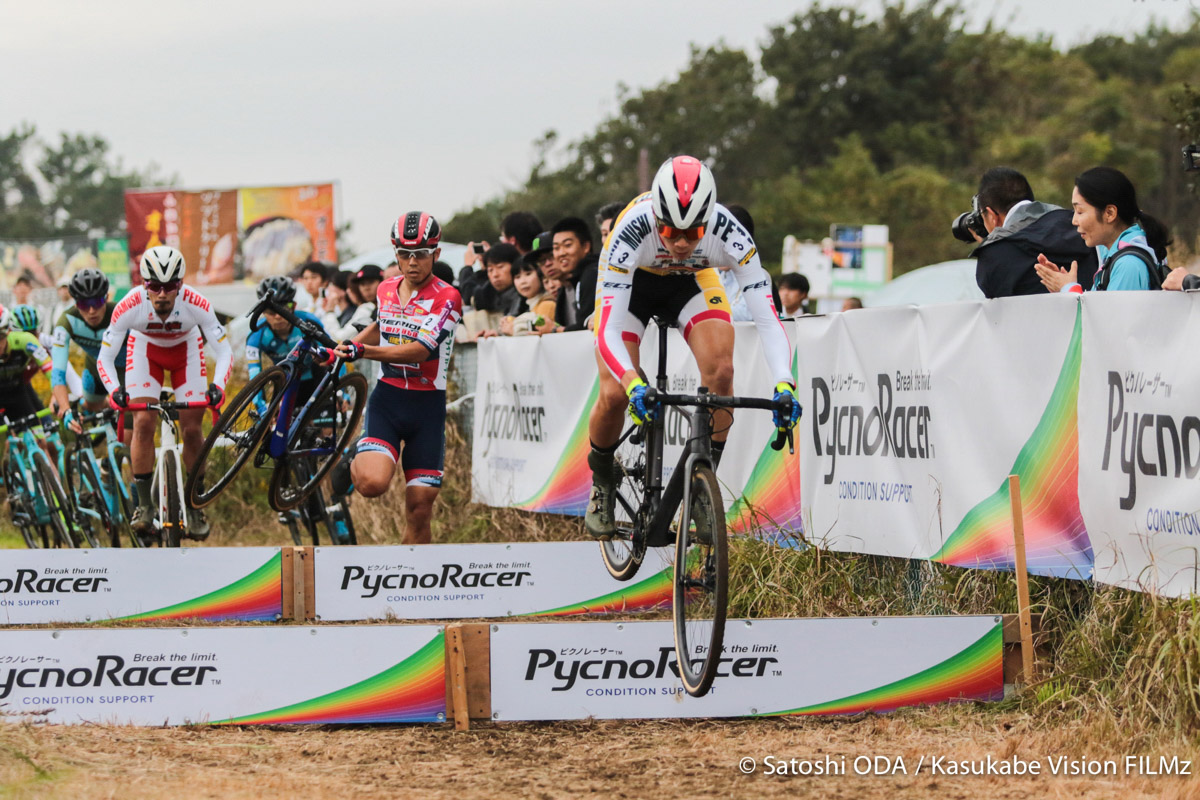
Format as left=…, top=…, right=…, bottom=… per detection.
left=186, top=366, right=287, bottom=509
left=72, top=454, right=116, bottom=548
left=33, top=450, right=84, bottom=548
left=4, top=458, right=40, bottom=549
left=269, top=371, right=367, bottom=511
left=672, top=463, right=728, bottom=698
left=161, top=451, right=183, bottom=548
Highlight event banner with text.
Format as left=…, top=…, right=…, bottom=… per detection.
left=313, top=543, right=672, bottom=621
left=489, top=616, right=1002, bottom=720
left=1079, top=293, right=1200, bottom=597
left=0, top=549, right=283, bottom=624
left=471, top=324, right=803, bottom=536
left=0, top=626, right=445, bottom=726
left=796, top=295, right=1091, bottom=578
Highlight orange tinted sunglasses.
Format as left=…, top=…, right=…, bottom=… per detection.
left=656, top=221, right=706, bottom=241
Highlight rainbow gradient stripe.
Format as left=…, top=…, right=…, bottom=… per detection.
left=932, top=308, right=1092, bottom=578
left=118, top=552, right=283, bottom=622
left=766, top=622, right=1003, bottom=715
left=530, top=562, right=672, bottom=616
left=726, top=428, right=803, bottom=539
left=727, top=350, right=803, bottom=541
left=515, top=378, right=598, bottom=515
left=218, top=632, right=446, bottom=725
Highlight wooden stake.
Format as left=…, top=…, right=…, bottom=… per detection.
left=291, top=547, right=308, bottom=623
left=446, top=625, right=471, bottom=731
left=1008, top=475, right=1036, bottom=684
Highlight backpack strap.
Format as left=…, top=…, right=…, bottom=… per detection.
left=1095, top=246, right=1168, bottom=291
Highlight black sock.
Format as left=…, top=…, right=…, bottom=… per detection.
left=133, top=473, right=153, bottom=508
left=588, top=441, right=617, bottom=482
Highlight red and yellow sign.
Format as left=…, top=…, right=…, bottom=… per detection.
left=124, top=184, right=337, bottom=284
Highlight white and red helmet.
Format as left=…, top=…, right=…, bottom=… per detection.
left=139, top=245, right=186, bottom=283
left=391, top=211, right=442, bottom=249
left=651, top=156, right=717, bottom=230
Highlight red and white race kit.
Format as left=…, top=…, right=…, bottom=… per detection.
left=97, top=286, right=233, bottom=402
left=375, top=274, right=463, bottom=391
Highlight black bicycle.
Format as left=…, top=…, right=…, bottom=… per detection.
left=600, top=319, right=796, bottom=697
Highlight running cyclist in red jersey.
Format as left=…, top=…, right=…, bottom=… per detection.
left=98, top=245, right=233, bottom=540
left=585, top=156, right=802, bottom=538
left=331, top=212, right=462, bottom=545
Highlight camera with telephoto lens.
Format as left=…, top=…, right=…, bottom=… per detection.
left=951, top=194, right=989, bottom=243
left=1184, top=144, right=1200, bottom=172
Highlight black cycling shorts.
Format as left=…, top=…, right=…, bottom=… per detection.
left=358, top=382, right=446, bottom=488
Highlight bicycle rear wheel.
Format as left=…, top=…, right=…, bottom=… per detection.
left=672, top=463, right=728, bottom=698
left=268, top=371, right=367, bottom=511
left=186, top=366, right=287, bottom=509
left=601, top=450, right=649, bottom=581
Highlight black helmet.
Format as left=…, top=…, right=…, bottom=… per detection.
left=256, top=276, right=297, bottom=304
left=69, top=268, right=110, bottom=302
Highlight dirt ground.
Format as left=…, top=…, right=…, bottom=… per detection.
left=4, top=706, right=1200, bottom=799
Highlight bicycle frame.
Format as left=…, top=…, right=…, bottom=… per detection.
left=264, top=354, right=341, bottom=461
left=71, top=408, right=133, bottom=536
left=624, top=320, right=794, bottom=547
left=2, top=410, right=66, bottom=540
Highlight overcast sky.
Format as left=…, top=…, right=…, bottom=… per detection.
left=3, top=0, right=1197, bottom=254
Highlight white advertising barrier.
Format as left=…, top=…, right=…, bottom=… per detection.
left=490, top=616, right=1003, bottom=720
left=472, top=322, right=803, bottom=535
left=0, top=626, right=445, bottom=725
left=797, top=296, right=1092, bottom=577
left=313, top=543, right=673, bottom=621
left=0, top=548, right=283, bottom=624
left=1079, top=292, right=1200, bottom=596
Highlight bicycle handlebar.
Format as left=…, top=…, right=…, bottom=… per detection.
left=0, top=407, right=56, bottom=436
left=115, top=400, right=219, bottom=440
left=248, top=297, right=338, bottom=350
left=643, top=388, right=799, bottom=454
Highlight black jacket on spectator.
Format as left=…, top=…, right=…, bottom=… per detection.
left=458, top=266, right=486, bottom=308
left=473, top=282, right=521, bottom=315
left=973, top=203, right=1098, bottom=298
left=555, top=254, right=599, bottom=331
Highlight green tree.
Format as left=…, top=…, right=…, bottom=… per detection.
left=0, top=124, right=170, bottom=239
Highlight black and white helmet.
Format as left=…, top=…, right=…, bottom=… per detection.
left=139, top=245, right=186, bottom=283
left=69, top=268, right=110, bottom=302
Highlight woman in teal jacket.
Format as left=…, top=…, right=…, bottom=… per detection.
left=1034, top=166, right=1170, bottom=293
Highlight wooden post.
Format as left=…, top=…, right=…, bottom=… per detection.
left=1008, top=475, right=1036, bottom=684
left=446, top=625, right=471, bottom=731
left=291, top=547, right=308, bottom=623
left=280, top=547, right=295, bottom=620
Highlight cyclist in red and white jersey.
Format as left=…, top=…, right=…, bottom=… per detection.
left=585, top=156, right=801, bottom=538
left=331, top=211, right=462, bottom=544
left=98, top=245, right=233, bottom=540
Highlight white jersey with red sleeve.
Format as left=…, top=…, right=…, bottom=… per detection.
left=376, top=275, right=462, bottom=391
left=97, top=285, right=234, bottom=395
left=595, top=194, right=793, bottom=386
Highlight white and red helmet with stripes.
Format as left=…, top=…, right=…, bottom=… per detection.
left=651, top=156, right=717, bottom=230
left=390, top=211, right=442, bottom=249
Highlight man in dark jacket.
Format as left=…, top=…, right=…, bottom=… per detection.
left=549, top=217, right=598, bottom=331
left=972, top=167, right=1097, bottom=297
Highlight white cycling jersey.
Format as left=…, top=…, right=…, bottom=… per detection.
left=595, top=194, right=793, bottom=386
left=97, top=285, right=233, bottom=395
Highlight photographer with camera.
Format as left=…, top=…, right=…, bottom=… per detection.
left=959, top=167, right=1097, bottom=298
